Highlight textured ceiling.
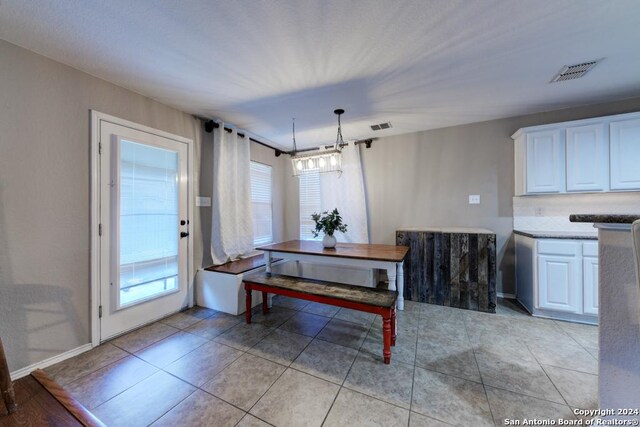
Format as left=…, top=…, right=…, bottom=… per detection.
left=1, top=0, right=640, bottom=149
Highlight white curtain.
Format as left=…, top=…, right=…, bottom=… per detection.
left=211, top=124, right=254, bottom=264
left=319, top=143, right=369, bottom=243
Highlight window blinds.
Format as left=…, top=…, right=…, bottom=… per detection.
left=250, top=161, right=273, bottom=245
left=299, top=171, right=321, bottom=240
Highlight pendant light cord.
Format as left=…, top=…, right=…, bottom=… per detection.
left=292, top=118, right=298, bottom=155
left=335, top=111, right=344, bottom=152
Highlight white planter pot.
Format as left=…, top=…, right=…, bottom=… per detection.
left=322, top=234, right=337, bottom=249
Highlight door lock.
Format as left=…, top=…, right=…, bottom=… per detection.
left=180, top=231, right=189, bottom=238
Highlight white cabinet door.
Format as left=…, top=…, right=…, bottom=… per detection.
left=583, top=256, right=599, bottom=315
left=566, top=123, right=608, bottom=192
left=537, top=254, right=580, bottom=313
left=526, top=130, right=565, bottom=193
left=610, top=118, right=640, bottom=190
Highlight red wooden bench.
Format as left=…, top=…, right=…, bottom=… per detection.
left=243, top=273, right=397, bottom=364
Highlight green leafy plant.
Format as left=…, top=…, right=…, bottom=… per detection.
left=311, top=208, right=348, bottom=238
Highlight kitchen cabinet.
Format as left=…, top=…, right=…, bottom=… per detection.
left=526, top=130, right=565, bottom=193
left=537, top=241, right=581, bottom=313
left=566, top=123, right=608, bottom=192
left=610, top=117, right=640, bottom=190
left=582, top=241, right=599, bottom=316
left=515, top=233, right=598, bottom=324
left=513, top=111, right=640, bottom=195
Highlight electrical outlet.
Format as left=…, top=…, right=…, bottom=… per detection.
left=196, top=196, right=211, bottom=207
left=469, top=195, right=480, bottom=204
left=535, top=208, right=544, bottom=217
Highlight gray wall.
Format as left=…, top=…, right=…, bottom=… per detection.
left=0, top=39, right=289, bottom=373
left=0, top=39, right=206, bottom=372
left=284, top=97, right=640, bottom=295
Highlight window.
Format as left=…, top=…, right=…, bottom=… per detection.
left=299, top=171, right=321, bottom=240
left=250, top=161, right=273, bottom=245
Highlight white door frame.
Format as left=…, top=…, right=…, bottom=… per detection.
left=90, top=111, right=195, bottom=347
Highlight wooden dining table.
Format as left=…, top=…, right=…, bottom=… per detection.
left=255, top=240, right=410, bottom=310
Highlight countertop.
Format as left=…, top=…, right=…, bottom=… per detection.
left=396, top=227, right=495, bottom=234
left=569, top=214, right=640, bottom=224
left=513, top=230, right=598, bottom=240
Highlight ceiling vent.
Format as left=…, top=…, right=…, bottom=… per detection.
left=370, top=122, right=392, bottom=131
left=550, top=60, right=601, bottom=82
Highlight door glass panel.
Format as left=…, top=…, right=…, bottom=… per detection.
left=119, top=140, right=179, bottom=307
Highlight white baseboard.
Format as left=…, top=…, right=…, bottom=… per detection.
left=497, top=292, right=516, bottom=299
left=10, top=343, right=93, bottom=381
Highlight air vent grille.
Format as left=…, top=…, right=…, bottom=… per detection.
left=550, top=60, right=600, bottom=82
left=370, top=122, right=392, bottom=131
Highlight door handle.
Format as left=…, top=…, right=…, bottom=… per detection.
left=180, top=231, right=189, bottom=238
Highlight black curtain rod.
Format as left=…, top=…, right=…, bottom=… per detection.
left=201, top=118, right=373, bottom=157
left=203, top=120, right=286, bottom=156
left=291, top=139, right=373, bottom=155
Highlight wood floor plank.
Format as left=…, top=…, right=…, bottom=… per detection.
left=31, top=370, right=106, bottom=427
left=0, top=376, right=81, bottom=427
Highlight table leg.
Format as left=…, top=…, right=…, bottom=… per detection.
left=396, top=261, right=405, bottom=311
left=391, top=307, right=396, bottom=346
left=387, top=265, right=404, bottom=311
left=245, top=286, right=252, bottom=324
left=264, top=251, right=273, bottom=307
left=262, top=291, right=268, bottom=315
left=382, top=313, right=392, bottom=364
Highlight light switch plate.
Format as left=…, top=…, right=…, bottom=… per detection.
left=196, top=196, right=211, bottom=207
left=469, top=195, right=480, bottom=204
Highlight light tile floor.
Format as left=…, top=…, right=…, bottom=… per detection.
left=46, top=298, right=598, bottom=426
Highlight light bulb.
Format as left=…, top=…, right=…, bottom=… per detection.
left=307, top=158, right=314, bottom=168
left=296, top=160, right=303, bottom=171
left=330, top=155, right=337, bottom=166
left=318, top=157, right=326, bottom=167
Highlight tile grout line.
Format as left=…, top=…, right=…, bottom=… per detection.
left=524, top=340, right=574, bottom=408
left=232, top=298, right=352, bottom=423
left=146, top=387, right=199, bottom=426
left=553, top=320, right=599, bottom=361
left=78, top=314, right=214, bottom=417
left=462, top=308, right=499, bottom=427
left=407, top=304, right=424, bottom=426
left=464, top=310, right=595, bottom=408
left=320, top=311, right=379, bottom=426
left=67, top=301, right=599, bottom=425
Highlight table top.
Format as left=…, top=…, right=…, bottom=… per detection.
left=256, top=240, right=409, bottom=262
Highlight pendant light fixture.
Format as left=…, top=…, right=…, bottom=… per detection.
left=291, top=109, right=345, bottom=176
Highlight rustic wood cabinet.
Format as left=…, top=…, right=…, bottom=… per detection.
left=396, top=228, right=497, bottom=313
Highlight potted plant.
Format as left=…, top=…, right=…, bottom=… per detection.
left=311, top=208, right=348, bottom=249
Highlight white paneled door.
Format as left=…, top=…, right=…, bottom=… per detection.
left=98, top=120, right=190, bottom=341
